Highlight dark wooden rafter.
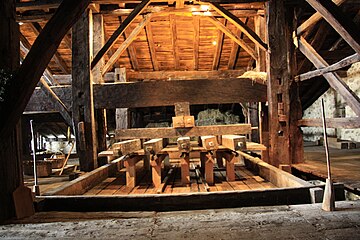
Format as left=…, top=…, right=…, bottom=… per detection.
left=297, top=0, right=345, bottom=36
left=193, top=16, right=200, bottom=70
left=296, top=53, right=360, bottom=81
left=0, top=0, right=90, bottom=140
left=120, top=16, right=140, bottom=71
left=91, top=0, right=151, bottom=70
left=305, top=0, right=360, bottom=54
left=209, top=2, right=267, bottom=52
left=212, top=18, right=225, bottom=70
left=254, top=14, right=266, bottom=71
left=28, top=22, right=70, bottom=74
left=206, top=16, right=258, bottom=60
left=297, top=36, right=360, bottom=116
left=298, top=117, right=360, bottom=128
left=170, top=14, right=180, bottom=70
left=102, top=14, right=151, bottom=75
left=145, top=20, right=159, bottom=71
left=228, top=18, right=248, bottom=69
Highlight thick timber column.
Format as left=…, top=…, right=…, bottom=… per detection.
left=266, top=0, right=304, bottom=167
left=0, top=0, right=22, bottom=222
left=92, top=14, right=107, bottom=152
left=72, top=9, right=98, bottom=171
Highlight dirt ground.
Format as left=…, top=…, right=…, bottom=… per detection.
left=1, top=200, right=360, bottom=239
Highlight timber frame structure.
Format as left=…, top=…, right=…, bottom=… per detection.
left=0, top=0, right=359, bottom=221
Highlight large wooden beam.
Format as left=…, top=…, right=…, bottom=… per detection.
left=209, top=2, right=267, bottom=52
left=91, top=0, right=150, bottom=70
left=207, top=16, right=258, bottom=60
left=26, top=78, right=267, bottom=111
left=102, top=15, right=150, bottom=75
left=298, top=117, right=360, bottom=129
left=116, top=124, right=252, bottom=139
left=0, top=0, right=90, bottom=140
left=305, top=0, right=360, bottom=54
left=296, top=53, right=360, bottom=81
left=72, top=9, right=97, bottom=172
left=297, top=36, right=360, bottom=116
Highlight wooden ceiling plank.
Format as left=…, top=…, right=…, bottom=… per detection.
left=120, top=16, right=140, bottom=71
left=102, top=14, right=151, bottom=75
left=193, top=16, right=200, bottom=71
left=145, top=21, right=159, bottom=71
left=296, top=53, right=360, bottom=81
left=297, top=0, right=346, bottom=36
left=297, top=36, right=360, bottom=116
left=170, top=14, right=180, bottom=70
left=212, top=19, right=225, bottom=70
left=209, top=2, right=267, bottom=52
left=29, top=22, right=71, bottom=74
left=207, top=16, right=258, bottom=60
left=228, top=17, right=249, bottom=70
left=305, top=0, right=360, bottom=54
left=91, top=0, right=151, bottom=70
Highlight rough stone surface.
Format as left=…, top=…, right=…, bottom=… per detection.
left=1, top=201, right=360, bottom=239
left=302, top=62, right=360, bottom=142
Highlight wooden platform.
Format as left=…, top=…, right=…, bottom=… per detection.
left=293, top=146, right=360, bottom=193
left=83, top=165, right=277, bottom=196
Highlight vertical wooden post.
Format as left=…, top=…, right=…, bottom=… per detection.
left=202, top=152, right=214, bottom=185
left=266, top=0, right=304, bottom=167
left=115, top=67, right=129, bottom=130
left=124, top=157, right=137, bottom=188
left=0, top=0, right=22, bottom=222
left=223, top=152, right=236, bottom=182
left=150, top=155, right=163, bottom=189
left=72, top=9, right=98, bottom=171
left=92, top=14, right=107, bottom=152
left=180, top=153, right=190, bottom=185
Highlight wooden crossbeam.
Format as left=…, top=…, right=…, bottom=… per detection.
left=0, top=0, right=91, bottom=139
left=207, top=16, right=258, bottom=60
left=26, top=78, right=267, bottom=111
left=29, top=22, right=70, bottom=74
left=145, top=21, right=159, bottom=71
left=102, top=14, right=151, bottom=75
left=296, top=53, right=360, bottom=81
left=297, top=36, right=360, bottom=116
left=209, top=2, right=267, bottom=52
left=297, top=0, right=345, bottom=36
left=305, top=0, right=360, bottom=54
left=298, top=117, right=360, bottom=129
left=91, top=0, right=151, bottom=70
left=115, top=124, right=252, bottom=139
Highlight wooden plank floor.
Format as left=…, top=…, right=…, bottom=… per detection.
left=293, top=146, right=360, bottom=191
left=83, top=165, right=277, bottom=196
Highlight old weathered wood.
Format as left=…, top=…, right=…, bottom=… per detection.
left=213, top=18, right=225, bottom=70
left=102, top=14, right=151, bottom=75
left=115, top=68, right=129, bottom=130
left=297, top=0, right=345, bottom=35
left=305, top=0, right=360, bottom=54
left=298, top=117, right=360, bottom=129
left=116, top=124, right=252, bottom=139
left=145, top=21, right=159, bottom=71
left=200, top=136, right=219, bottom=151
left=193, top=16, right=200, bottom=70
left=143, top=138, right=165, bottom=155
left=297, top=36, right=360, bottom=116
left=210, top=2, right=267, bottom=51
left=72, top=8, right=97, bottom=172
left=0, top=0, right=90, bottom=140
left=207, top=16, right=258, bottom=60
left=296, top=53, right=360, bottom=81
left=175, top=102, right=190, bottom=116
left=177, top=137, right=191, bottom=153
left=221, top=135, right=246, bottom=151
left=112, top=139, right=142, bottom=156
left=91, top=0, right=150, bottom=70
left=203, top=152, right=215, bottom=185
left=254, top=14, right=266, bottom=71
left=124, top=156, right=142, bottom=188
left=181, top=154, right=190, bottom=185
left=266, top=0, right=304, bottom=166
left=223, top=151, right=236, bottom=182
left=121, top=16, right=139, bottom=71
left=170, top=14, right=180, bottom=70
left=150, top=154, right=166, bottom=189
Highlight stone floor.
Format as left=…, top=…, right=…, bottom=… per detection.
left=1, top=200, right=360, bottom=239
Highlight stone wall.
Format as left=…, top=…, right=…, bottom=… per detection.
left=302, top=62, right=360, bottom=142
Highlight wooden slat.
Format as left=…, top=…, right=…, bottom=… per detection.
left=207, top=16, right=258, bottom=60
left=102, top=14, right=150, bottom=75
left=121, top=16, right=139, bottom=71
left=305, top=0, right=360, bottom=54
left=298, top=117, right=360, bottom=128
left=297, top=36, right=360, bottom=116
left=170, top=14, right=180, bottom=70
left=91, top=0, right=150, bottom=70
left=210, top=2, right=267, bottom=51
left=296, top=53, right=360, bottom=81
left=116, top=124, right=252, bottom=139
left=212, top=19, right=225, bottom=70
left=145, top=21, right=159, bottom=71
left=193, top=16, right=200, bottom=70
left=228, top=27, right=242, bottom=70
